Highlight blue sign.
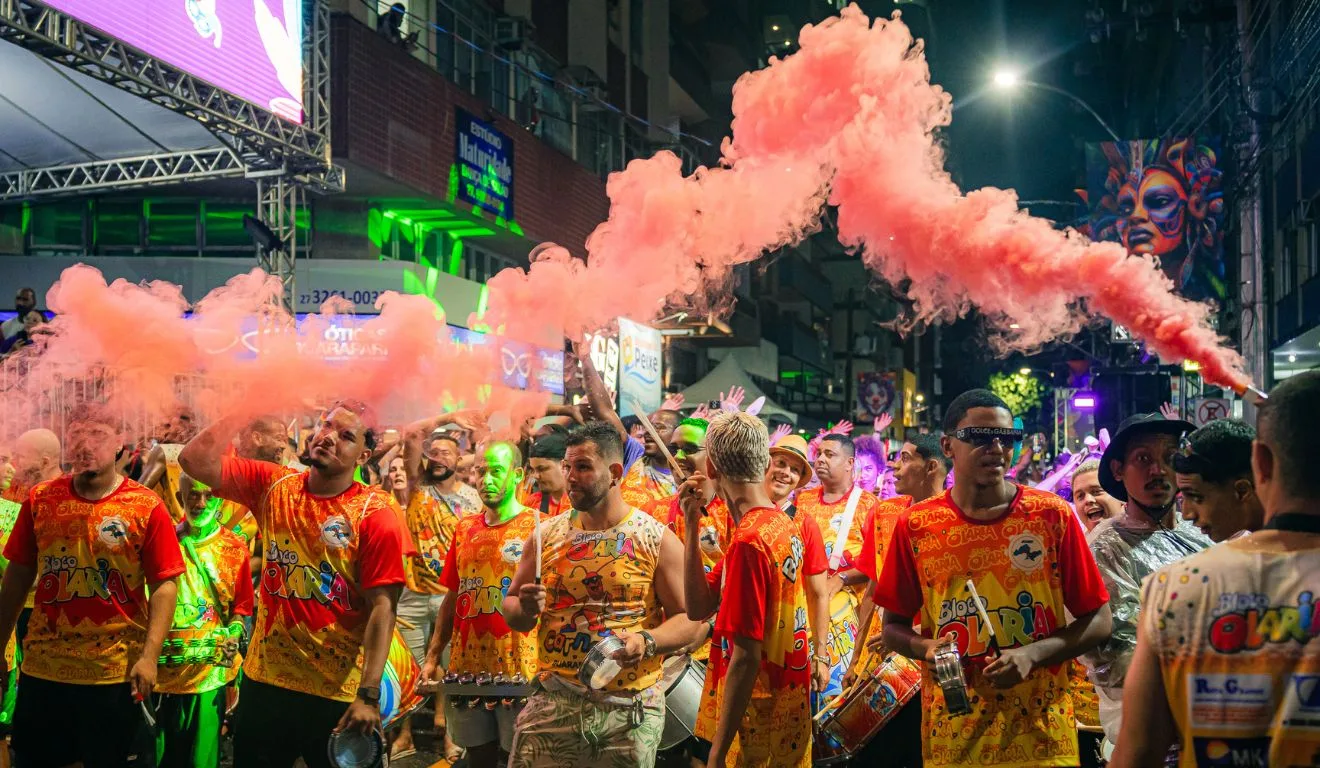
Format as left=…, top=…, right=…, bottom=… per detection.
left=455, top=108, right=514, bottom=220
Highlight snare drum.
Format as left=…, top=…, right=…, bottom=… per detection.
left=659, top=655, right=707, bottom=750
left=813, top=652, right=922, bottom=765
left=381, top=628, right=425, bottom=730
left=932, top=641, right=970, bottom=716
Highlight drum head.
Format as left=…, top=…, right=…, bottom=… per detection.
left=327, top=729, right=385, bottom=768
left=579, top=636, right=626, bottom=690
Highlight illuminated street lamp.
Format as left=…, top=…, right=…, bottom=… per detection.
left=991, top=68, right=1123, bottom=144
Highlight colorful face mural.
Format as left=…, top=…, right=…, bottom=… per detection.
left=1080, top=138, right=1227, bottom=304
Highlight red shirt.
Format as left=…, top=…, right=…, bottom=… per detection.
left=697, top=506, right=812, bottom=767
left=873, top=487, right=1109, bottom=767
left=858, top=495, right=914, bottom=582
left=4, top=476, right=185, bottom=684
left=217, top=457, right=408, bottom=701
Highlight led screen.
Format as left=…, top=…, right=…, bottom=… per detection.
left=45, top=0, right=305, bottom=123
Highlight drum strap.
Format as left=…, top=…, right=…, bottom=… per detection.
left=828, top=486, right=863, bottom=573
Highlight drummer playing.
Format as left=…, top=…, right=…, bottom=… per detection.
left=502, top=421, right=699, bottom=768
left=873, top=390, right=1113, bottom=768
left=421, top=441, right=539, bottom=768
left=180, top=400, right=409, bottom=768
left=681, top=412, right=817, bottom=767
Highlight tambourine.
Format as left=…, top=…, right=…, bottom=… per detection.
left=932, top=641, right=971, bottom=716
left=578, top=635, right=625, bottom=690
left=327, top=728, right=385, bottom=768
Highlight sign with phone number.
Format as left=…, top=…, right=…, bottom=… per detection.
left=299, top=289, right=385, bottom=309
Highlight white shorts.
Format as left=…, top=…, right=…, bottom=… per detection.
left=445, top=697, right=524, bottom=751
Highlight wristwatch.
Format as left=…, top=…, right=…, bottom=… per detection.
left=640, top=631, right=658, bottom=659
left=355, top=686, right=381, bottom=707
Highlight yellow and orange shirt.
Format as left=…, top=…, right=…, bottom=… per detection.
left=1069, top=660, right=1101, bottom=729
left=150, top=443, right=188, bottom=524
left=538, top=508, right=667, bottom=693
left=404, top=491, right=459, bottom=595
left=157, top=527, right=255, bottom=694
left=217, top=499, right=259, bottom=555
left=697, top=506, right=813, bottom=768
left=647, top=493, right=733, bottom=662
left=518, top=487, right=571, bottom=517
left=1140, top=536, right=1320, bottom=767
left=438, top=508, right=539, bottom=680
left=873, top=487, right=1110, bottom=767
left=858, top=494, right=913, bottom=584
left=3, top=476, right=186, bottom=685
left=618, top=437, right=677, bottom=510
left=793, top=486, right=879, bottom=575
left=217, top=457, right=408, bottom=702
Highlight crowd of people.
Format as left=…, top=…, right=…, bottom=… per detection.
left=0, top=321, right=1313, bottom=768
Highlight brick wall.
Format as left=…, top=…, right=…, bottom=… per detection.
left=331, top=15, right=610, bottom=257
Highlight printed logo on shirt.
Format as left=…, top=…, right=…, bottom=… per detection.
left=1006, top=532, right=1044, bottom=572
left=1187, top=674, right=1274, bottom=730
left=455, top=575, right=512, bottom=620
left=1190, top=737, right=1271, bottom=766
left=97, top=515, right=130, bottom=549
left=35, top=554, right=131, bottom=610
left=1280, top=674, right=1320, bottom=732
left=699, top=525, right=720, bottom=554
left=781, top=535, right=804, bottom=583
left=262, top=542, right=353, bottom=611
left=500, top=538, right=524, bottom=565
left=936, top=589, right=1058, bottom=658
left=320, top=516, right=353, bottom=549
left=1208, top=590, right=1317, bottom=653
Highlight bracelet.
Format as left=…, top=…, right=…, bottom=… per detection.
left=812, top=653, right=831, bottom=666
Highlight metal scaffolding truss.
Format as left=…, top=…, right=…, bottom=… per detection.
left=0, top=147, right=245, bottom=200
left=256, top=176, right=302, bottom=312
left=0, top=0, right=333, bottom=175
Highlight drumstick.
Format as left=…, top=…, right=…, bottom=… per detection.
left=631, top=399, right=687, bottom=482
left=534, top=504, right=543, bottom=585
left=965, top=579, right=1001, bottom=653
left=395, top=616, right=419, bottom=631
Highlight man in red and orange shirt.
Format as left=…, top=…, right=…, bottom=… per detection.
left=875, top=389, right=1114, bottom=768
left=521, top=431, right=572, bottom=517
left=0, top=403, right=184, bottom=768
left=681, top=412, right=828, bottom=768
left=422, top=441, right=539, bottom=768
left=181, top=400, right=409, bottom=768
left=793, top=434, right=880, bottom=697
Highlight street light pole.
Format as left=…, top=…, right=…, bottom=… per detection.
left=993, top=71, right=1123, bottom=144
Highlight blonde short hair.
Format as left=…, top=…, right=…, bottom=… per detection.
left=706, top=412, right=770, bottom=483
left=1071, top=459, right=1101, bottom=486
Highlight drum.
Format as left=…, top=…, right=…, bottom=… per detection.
left=813, top=652, right=922, bottom=765
left=327, top=728, right=385, bottom=768
left=659, top=655, right=707, bottom=750
left=380, top=628, right=425, bottom=730
left=822, top=590, right=859, bottom=699
left=579, top=635, right=626, bottom=690
left=932, top=641, right=970, bottom=716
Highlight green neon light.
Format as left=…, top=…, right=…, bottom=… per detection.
left=445, top=227, right=495, bottom=238
left=448, top=238, right=463, bottom=275
left=476, top=284, right=490, bottom=319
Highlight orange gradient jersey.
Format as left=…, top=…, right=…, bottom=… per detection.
left=873, top=487, right=1109, bottom=768
left=619, top=461, right=677, bottom=510
left=218, top=458, right=408, bottom=702
left=648, top=494, right=733, bottom=662
left=439, top=509, right=538, bottom=680
left=793, top=487, right=879, bottom=573
left=859, top=495, right=913, bottom=583
left=538, top=509, right=667, bottom=692
left=518, top=487, right=570, bottom=517
left=3, top=477, right=185, bottom=685
left=1141, top=541, right=1320, bottom=767
left=697, top=506, right=812, bottom=768
left=404, top=492, right=459, bottom=595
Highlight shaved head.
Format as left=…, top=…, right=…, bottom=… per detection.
left=14, top=428, right=61, bottom=481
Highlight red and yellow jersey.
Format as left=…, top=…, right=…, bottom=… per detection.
left=518, top=487, right=570, bottom=517
left=438, top=509, right=538, bottom=680
left=2, top=476, right=186, bottom=685
left=1069, top=660, right=1100, bottom=729
left=859, top=495, right=913, bottom=583
left=2, top=480, right=29, bottom=505
left=697, top=506, right=812, bottom=768
left=538, top=508, right=667, bottom=692
left=1141, top=538, right=1320, bottom=768
left=647, top=494, right=734, bottom=662
left=217, top=457, right=408, bottom=702
left=403, top=491, right=459, bottom=595
left=793, top=487, right=879, bottom=574
left=619, top=460, right=677, bottom=510
left=158, top=527, right=255, bottom=694
left=873, top=487, right=1110, bottom=768
left=217, top=499, right=259, bottom=556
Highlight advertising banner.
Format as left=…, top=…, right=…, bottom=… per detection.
left=455, top=107, right=514, bottom=220
left=856, top=371, right=898, bottom=421
left=618, top=318, right=662, bottom=417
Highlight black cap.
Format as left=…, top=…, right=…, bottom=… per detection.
left=1098, top=412, right=1195, bottom=501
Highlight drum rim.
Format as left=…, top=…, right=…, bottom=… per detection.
left=326, top=728, right=385, bottom=768
left=578, top=635, right=627, bottom=690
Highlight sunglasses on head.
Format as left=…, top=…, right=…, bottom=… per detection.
left=951, top=427, right=1024, bottom=448
left=1174, top=432, right=1212, bottom=473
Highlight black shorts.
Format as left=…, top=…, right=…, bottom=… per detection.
left=232, top=677, right=348, bottom=768
left=11, top=676, right=143, bottom=768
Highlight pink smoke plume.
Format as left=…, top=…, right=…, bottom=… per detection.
left=1, top=266, right=547, bottom=441
left=483, top=4, right=1246, bottom=391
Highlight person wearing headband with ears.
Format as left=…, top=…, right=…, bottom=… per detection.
left=0, top=402, right=184, bottom=768
left=874, top=389, right=1113, bottom=768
